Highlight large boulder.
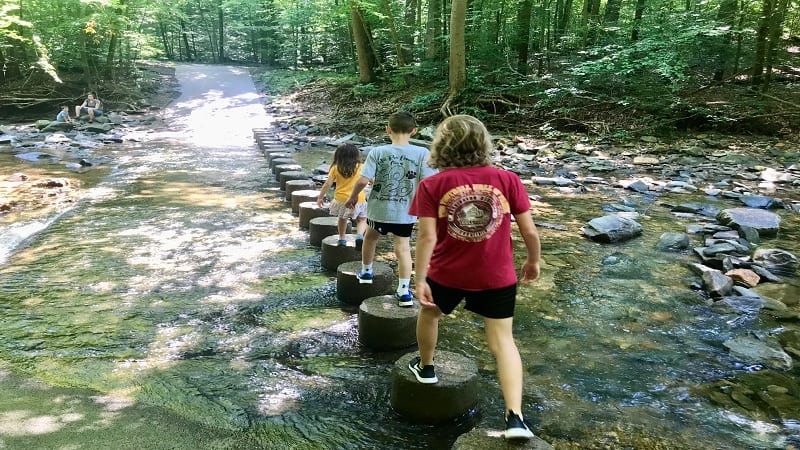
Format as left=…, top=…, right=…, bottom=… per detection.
left=41, top=121, right=75, bottom=132
left=581, top=215, right=643, bottom=243
left=752, top=248, right=798, bottom=276
left=717, top=207, right=781, bottom=238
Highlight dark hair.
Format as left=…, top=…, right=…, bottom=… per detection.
left=332, top=144, right=361, bottom=178
left=388, top=111, right=417, bottom=134
left=429, top=115, right=493, bottom=168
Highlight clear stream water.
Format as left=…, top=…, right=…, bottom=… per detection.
left=0, top=65, right=798, bottom=449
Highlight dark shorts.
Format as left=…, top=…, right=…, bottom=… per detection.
left=366, top=219, right=413, bottom=238
left=80, top=107, right=103, bottom=115
left=427, top=277, right=517, bottom=319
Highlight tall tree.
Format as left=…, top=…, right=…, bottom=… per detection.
left=425, top=0, right=443, bottom=61
left=515, top=0, right=533, bottom=74
left=630, top=0, right=646, bottom=41
left=442, top=0, right=466, bottom=113
left=350, top=0, right=375, bottom=83
left=217, top=0, right=225, bottom=62
left=713, top=0, right=738, bottom=81
left=380, top=0, right=407, bottom=66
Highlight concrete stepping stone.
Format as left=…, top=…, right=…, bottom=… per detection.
left=336, top=260, right=394, bottom=304
left=298, top=202, right=329, bottom=229
left=284, top=179, right=315, bottom=201
left=358, top=295, right=418, bottom=350
left=265, top=151, right=293, bottom=163
left=390, top=351, right=479, bottom=424
left=310, top=216, right=349, bottom=247
left=453, top=428, right=554, bottom=449
left=291, top=190, right=320, bottom=214
left=274, top=165, right=303, bottom=180
left=270, top=157, right=296, bottom=171
left=320, top=234, right=359, bottom=270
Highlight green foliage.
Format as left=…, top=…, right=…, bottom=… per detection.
left=405, top=92, right=441, bottom=111
left=351, top=82, right=380, bottom=98
left=569, top=13, right=736, bottom=95
left=257, top=68, right=354, bottom=96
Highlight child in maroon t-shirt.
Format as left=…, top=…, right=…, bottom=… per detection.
left=408, top=115, right=542, bottom=441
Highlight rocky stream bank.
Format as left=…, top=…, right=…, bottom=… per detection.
left=1, top=68, right=800, bottom=443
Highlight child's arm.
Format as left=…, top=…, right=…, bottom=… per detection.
left=513, top=211, right=541, bottom=283
left=344, top=176, right=370, bottom=209
left=317, top=175, right=335, bottom=207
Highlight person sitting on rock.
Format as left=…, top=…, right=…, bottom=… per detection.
left=55, top=105, right=72, bottom=123
left=75, top=93, right=103, bottom=123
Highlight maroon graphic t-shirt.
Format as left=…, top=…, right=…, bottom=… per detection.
left=409, top=165, right=531, bottom=290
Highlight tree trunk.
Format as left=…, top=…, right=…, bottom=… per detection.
left=350, top=1, right=375, bottom=83
left=381, top=0, right=407, bottom=66
left=515, top=0, right=533, bottom=74
left=582, top=0, right=601, bottom=47
left=762, top=0, right=789, bottom=91
left=158, top=22, right=175, bottom=60
left=403, top=0, right=417, bottom=62
left=713, top=0, right=737, bottom=81
left=630, top=0, right=646, bottom=41
left=425, top=0, right=443, bottom=60
left=442, top=0, right=466, bottom=114
left=217, top=3, right=225, bottom=62
left=603, top=0, right=622, bottom=23
left=555, top=0, right=573, bottom=43
left=180, top=18, right=192, bottom=61
left=105, top=32, right=118, bottom=79
left=751, top=0, right=773, bottom=85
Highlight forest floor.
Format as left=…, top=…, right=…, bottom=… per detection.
left=3, top=62, right=799, bottom=222
left=249, top=65, right=800, bottom=142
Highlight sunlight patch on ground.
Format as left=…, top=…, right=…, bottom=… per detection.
left=0, top=410, right=83, bottom=436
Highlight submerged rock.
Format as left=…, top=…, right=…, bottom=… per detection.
left=656, top=232, right=691, bottom=251
left=752, top=248, right=798, bottom=276
left=723, top=335, right=793, bottom=371
left=717, top=208, right=781, bottom=238
left=581, top=215, right=643, bottom=243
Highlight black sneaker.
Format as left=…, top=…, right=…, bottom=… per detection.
left=408, top=356, right=438, bottom=384
left=504, top=411, right=534, bottom=440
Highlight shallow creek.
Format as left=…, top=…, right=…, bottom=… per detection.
left=0, top=66, right=799, bottom=449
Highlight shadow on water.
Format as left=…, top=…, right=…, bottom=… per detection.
left=1, top=68, right=799, bottom=448
left=2, top=134, right=798, bottom=448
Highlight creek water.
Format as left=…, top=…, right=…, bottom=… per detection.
left=0, top=64, right=798, bottom=449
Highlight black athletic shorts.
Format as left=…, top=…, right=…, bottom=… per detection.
left=426, top=277, right=517, bottom=319
left=367, top=219, right=414, bottom=238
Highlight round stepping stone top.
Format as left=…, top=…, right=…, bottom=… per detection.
left=336, top=260, right=395, bottom=304
left=452, top=428, right=554, bottom=449
left=320, top=234, right=359, bottom=270
left=273, top=164, right=302, bottom=178
left=309, top=216, right=348, bottom=247
left=264, top=151, right=293, bottom=163
left=298, top=202, right=329, bottom=228
left=390, top=351, right=479, bottom=424
left=284, top=179, right=314, bottom=200
left=270, top=158, right=297, bottom=172
left=358, top=295, right=419, bottom=350
left=291, top=189, right=320, bottom=214
left=279, top=171, right=311, bottom=191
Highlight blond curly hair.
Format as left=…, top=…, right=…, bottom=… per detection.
left=428, top=115, right=493, bottom=169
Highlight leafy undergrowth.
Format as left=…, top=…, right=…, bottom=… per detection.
left=252, top=66, right=800, bottom=141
